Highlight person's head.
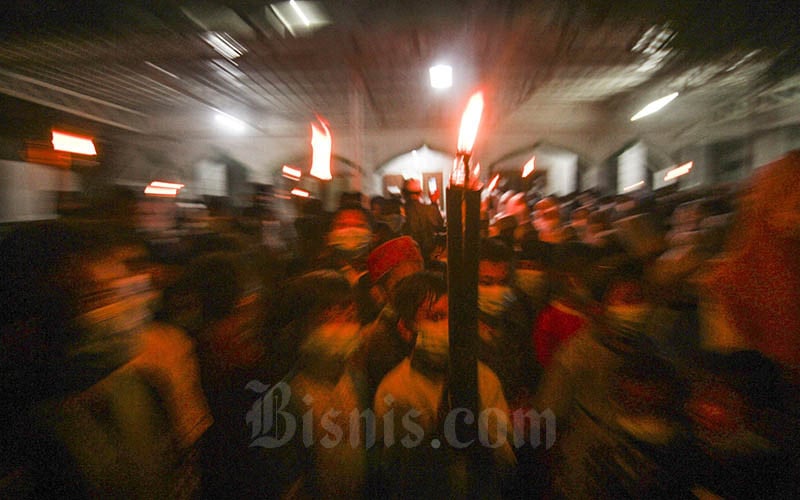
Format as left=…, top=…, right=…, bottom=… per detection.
left=393, top=272, right=448, bottom=368
left=270, top=270, right=359, bottom=363
left=170, top=251, right=244, bottom=331
left=533, top=197, right=561, bottom=234
left=587, top=210, right=609, bottom=234
left=602, top=269, right=651, bottom=329
left=611, top=354, right=685, bottom=444
left=549, top=242, right=597, bottom=307
left=1, top=222, right=154, bottom=395
left=515, top=237, right=552, bottom=301
left=570, top=206, right=590, bottom=231
left=338, top=191, right=364, bottom=210
left=370, top=195, right=385, bottom=218
left=402, top=178, right=423, bottom=203
left=367, top=236, right=424, bottom=305
left=504, top=192, right=530, bottom=224
left=327, top=207, right=372, bottom=257
left=478, top=237, right=515, bottom=318
left=377, top=197, right=405, bottom=236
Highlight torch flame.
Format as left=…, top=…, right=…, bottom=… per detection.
left=487, top=173, right=500, bottom=192
left=310, top=120, right=332, bottom=181
left=522, top=156, right=535, bottom=178
left=457, top=91, right=484, bottom=154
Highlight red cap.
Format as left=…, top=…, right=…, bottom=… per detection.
left=367, top=236, right=423, bottom=283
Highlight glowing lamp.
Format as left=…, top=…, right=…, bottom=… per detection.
left=52, top=131, right=97, bottom=156
left=290, top=188, right=310, bottom=198
left=487, top=173, right=500, bottom=192
left=282, top=165, right=302, bottom=180
left=429, top=64, right=453, bottom=89
left=144, top=186, right=178, bottom=197
left=631, top=92, right=679, bottom=121
left=150, top=181, right=184, bottom=189
left=664, top=161, right=693, bottom=181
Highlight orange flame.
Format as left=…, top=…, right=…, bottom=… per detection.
left=457, top=91, right=484, bottom=154
left=310, top=120, right=332, bottom=181
left=522, top=156, right=535, bottom=178
left=487, top=173, right=500, bottom=192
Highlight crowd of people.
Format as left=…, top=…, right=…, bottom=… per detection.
left=1, top=150, right=799, bottom=498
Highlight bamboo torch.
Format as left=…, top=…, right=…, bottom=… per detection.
left=446, top=91, right=484, bottom=449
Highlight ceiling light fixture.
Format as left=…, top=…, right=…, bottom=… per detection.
left=664, top=161, right=693, bottom=181
left=269, top=1, right=331, bottom=37
left=201, top=31, right=247, bottom=60
left=282, top=165, right=302, bottom=180
left=631, top=92, right=679, bottom=121
left=623, top=180, right=645, bottom=192
left=429, top=64, right=453, bottom=89
left=150, top=181, right=185, bottom=189
left=214, top=112, right=247, bottom=133
left=52, top=131, right=97, bottom=155
left=144, top=186, right=179, bottom=197
left=289, top=0, right=311, bottom=27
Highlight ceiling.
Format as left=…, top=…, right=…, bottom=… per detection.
left=0, top=0, right=799, bottom=177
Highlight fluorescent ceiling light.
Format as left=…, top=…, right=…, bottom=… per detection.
left=52, top=131, right=97, bottom=155
left=269, top=1, right=331, bottom=37
left=214, top=112, right=247, bottom=133
left=150, top=181, right=185, bottom=189
left=201, top=31, right=247, bottom=60
left=145, top=61, right=180, bottom=79
left=631, top=92, right=679, bottom=121
left=623, top=180, right=645, bottom=192
left=144, top=186, right=179, bottom=197
left=290, top=188, right=310, bottom=197
left=290, top=0, right=311, bottom=26
left=429, top=64, right=453, bottom=89
left=282, top=165, right=302, bottom=180
left=664, top=161, right=693, bottom=181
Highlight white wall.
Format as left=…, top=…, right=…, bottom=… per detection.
left=376, top=145, right=453, bottom=185
left=543, top=151, right=579, bottom=196
left=0, top=160, right=81, bottom=222
left=617, top=142, right=648, bottom=193
left=751, top=126, right=800, bottom=168
left=191, top=159, right=227, bottom=199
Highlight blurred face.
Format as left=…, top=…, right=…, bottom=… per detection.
left=304, top=302, right=361, bottom=359
left=416, top=294, right=448, bottom=327
left=332, top=209, right=369, bottom=231
left=413, top=294, right=449, bottom=364
left=328, top=209, right=372, bottom=257
left=479, top=260, right=513, bottom=319
left=479, top=260, right=510, bottom=286
left=75, top=247, right=156, bottom=341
